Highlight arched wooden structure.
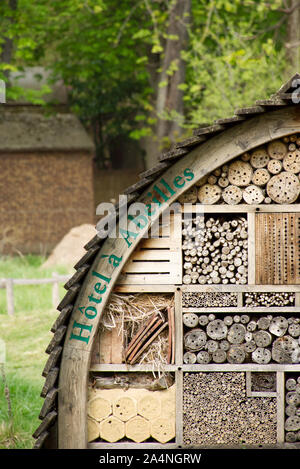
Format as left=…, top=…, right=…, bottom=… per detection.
left=33, top=74, right=300, bottom=449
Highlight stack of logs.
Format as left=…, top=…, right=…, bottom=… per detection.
left=182, top=134, right=300, bottom=205
left=285, top=376, right=300, bottom=442
left=183, top=372, right=277, bottom=445
left=182, top=215, right=248, bottom=285
left=182, top=292, right=238, bottom=308
left=183, top=314, right=300, bottom=364
left=244, top=292, right=295, bottom=307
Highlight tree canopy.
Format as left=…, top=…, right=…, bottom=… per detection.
left=0, top=0, right=298, bottom=168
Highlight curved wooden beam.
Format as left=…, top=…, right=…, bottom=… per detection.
left=58, top=105, right=300, bottom=448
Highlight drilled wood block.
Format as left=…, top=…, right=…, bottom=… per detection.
left=255, top=213, right=299, bottom=285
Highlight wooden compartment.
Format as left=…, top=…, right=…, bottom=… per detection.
left=118, top=214, right=182, bottom=285
left=255, top=213, right=299, bottom=285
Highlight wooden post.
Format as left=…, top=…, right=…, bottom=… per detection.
left=276, top=371, right=285, bottom=444
left=247, top=212, right=256, bottom=284
left=175, top=368, right=183, bottom=446
left=6, top=278, right=14, bottom=316
left=52, top=273, right=60, bottom=309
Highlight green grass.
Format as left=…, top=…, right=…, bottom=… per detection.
left=0, top=255, right=69, bottom=315
left=0, top=255, right=71, bottom=449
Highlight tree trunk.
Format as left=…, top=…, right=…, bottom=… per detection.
left=155, top=0, right=191, bottom=143
left=286, top=0, right=300, bottom=75
left=0, top=0, right=18, bottom=80
left=142, top=0, right=191, bottom=169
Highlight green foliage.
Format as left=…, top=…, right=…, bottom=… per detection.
left=0, top=0, right=292, bottom=160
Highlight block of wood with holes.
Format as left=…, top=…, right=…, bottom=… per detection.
left=255, top=213, right=299, bottom=285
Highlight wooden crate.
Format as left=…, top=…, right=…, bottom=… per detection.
left=255, top=213, right=299, bottom=285
left=117, top=213, right=182, bottom=285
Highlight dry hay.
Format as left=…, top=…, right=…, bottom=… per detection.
left=100, top=293, right=174, bottom=369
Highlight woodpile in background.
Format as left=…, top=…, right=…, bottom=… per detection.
left=244, top=292, right=295, bottom=307
left=183, top=314, right=300, bottom=364
left=182, top=215, right=248, bottom=285
left=183, top=372, right=277, bottom=445
left=191, top=134, right=300, bottom=205
left=87, top=381, right=176, bottom=444
left=182, top=292, right=238, bottom=308
left=285, top=375, right=300, bottom=442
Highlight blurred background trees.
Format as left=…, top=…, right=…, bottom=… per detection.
left=0, top=0, right=299, bottom=169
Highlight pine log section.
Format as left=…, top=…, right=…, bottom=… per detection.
left=255, top=213, right=300, bottom=284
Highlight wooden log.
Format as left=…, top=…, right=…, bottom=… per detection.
left=228, top=161, right=253, bottom=186
left=253, top=330, right=272, bottom=348
left=242, top=185, right=264, bottom=204
left=183, top=351, right=197, bottom=364
left=266, top=171, right=300, bottom=204
left=269, top=316, right=288, bottom=337
left=252, top=347, right=271, bottom=364
left=206, top=319, right=228, bottom=340
left=267, top=139, right=287, bottom=159
left=183, top=313, right=199, bottom=328
left=184, top=329, right=207, bottom=352
left=227, top=324, right=246, bottom=344
left=227, top=345, right=245, bottom=363
left=198, top=184, right=222, bottom=204
left=252, top=168, right=270, bottom=186
left=272, top=336, right=300, bottom=364
left=196, top=350, right=211, bottom=364
left=222, top=185, right=243, bottom=205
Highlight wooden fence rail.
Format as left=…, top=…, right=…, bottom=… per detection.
left=0, top=273, right=71, bottom=315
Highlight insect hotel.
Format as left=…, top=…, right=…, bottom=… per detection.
left=33, top=75, right=300, bottom=449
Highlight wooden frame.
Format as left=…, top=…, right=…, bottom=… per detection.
left=57, top=106, right=300, bottom=449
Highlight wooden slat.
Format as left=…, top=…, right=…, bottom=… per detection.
left=45, top=326, right=67, bottom=354
left=51, top=305, right=73, bottom=333
left=57, top=284, right=81, bottom=312
left=64, top=265, right=90, bottom=290
left=33, top=431, right=49, bottom=449
left=118, top=213, right=182, bottom=285
left=277, top=372, right=285, bottom=444
left=32, top=411, right=57, bottom=439
left=41, top=368, right=59, bottom=398
left=110, top=323, right=123, bottom=364
left=42, top=346, right=62, bottom=377
left=122, top=261, right=171, bottom=274
left=39, top=388, right=58, bottom=420
left=99, top=328, right=112, bottom=364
